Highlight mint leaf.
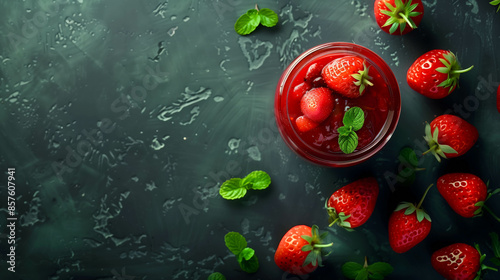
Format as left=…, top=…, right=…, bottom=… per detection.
left=237, top=247, right=255, bottom=263
left=239, top=254, right=259, bottom=273
left=399, top=147, right=419, bottom=168
left=339, top=131, right=359, bottom=154
left=337, top=107, right=364, bottom=154
left=234, top=9, right=261, bottom=35
left=225, top=232, right=247, bottom=255
left=337, top=126, right=352, bottom=136
left=258, top=8, right=278, bottom=27
left=219, top=178, right=247, bottom=200
left=241, top=170, right=271, bottom=190
left=207, top=272, right=226, bottom=280
left=368, top=262, right=394, bottom=276
left=356, top=269, right=369, bottom=280
left=235, top=6, right=279, bottom=35
left=342, top=262, right=364, bottom=279
left=343, top=107, right=365, bottom=131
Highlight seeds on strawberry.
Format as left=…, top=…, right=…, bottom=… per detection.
left=322, top=56, right=374, bottom=99
left=374, top=0, right=424, bottom=35
left=274, top=225, right=332, bottom=275
left=431, top=243, right=497, bottom=280
left=300, top=87, right=334, bottom=123
left=407, top=50, right=473, bottom=99
left=437, top=173, right=500, bottom=221
left=326, top=177, right=379, bottom=230
left=388, top=184, right=433, bottom=253
left=423, top=114, right=478, bottom=162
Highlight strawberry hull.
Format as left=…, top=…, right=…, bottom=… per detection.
left=275, top=42, right=401, bottom=167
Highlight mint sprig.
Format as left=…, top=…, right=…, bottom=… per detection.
left=396, top=147, right=425, bottom=185
left=234, top=5, right=278, bottom=35
left=219, top=170, right=271, bottom=200
left=491, top=0, right=500, bottom=12
left=342, top=257, right=393, bottom=280
left=224, top=232, right=259, bottom=273
left=207, top=272, right=226, bottom=280
left=337, top=107, right=365, bottom=154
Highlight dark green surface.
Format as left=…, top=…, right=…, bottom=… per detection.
left=1, top=0, right=500, bottom=279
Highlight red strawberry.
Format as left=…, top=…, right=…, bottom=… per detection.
left=322, top=56, right=374, bottom=99
left=437, top=173, right=488, bottom=218
left=431, top=243, right=496, bottom=280
left=497, top=84, right=500, bottom=113
left=423, top=114, right=478, bottom=162
left=374, top=0, right=424, bottom=35
left=407, top=50, right=473, bottom=99
left=388, top=184, right=433, bottom=253
left=300, top=87, right=334, bottom=123
left=326, top=177, right=379, bottom=229
left=296, top=115, right=319, bottom=132
left=437, top=173, right=500, bottom=221
left=274, top=225, right=332, bottom=275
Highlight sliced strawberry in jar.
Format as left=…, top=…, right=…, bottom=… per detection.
left=304, top=62, right=323, bottom=83
left=292, top=82, right=311, bottom=103
left=296, top=115, right=319, bottom=132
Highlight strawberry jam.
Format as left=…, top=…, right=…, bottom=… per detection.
left=275, top=43, right=401, bottom=167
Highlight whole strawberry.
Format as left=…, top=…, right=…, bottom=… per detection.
left=438, top=173, right=500, bottom=221
left=431, top=243, right=497, bottom=280
left=274, top=225, right=332, bottom=275
left=322, top=56, right=374, bottom=99
left=388, top=184, right=432, bottom=253
left=423, top=114, right=478, bottom=162
left=407, top=50, right=473, bottom=99
left=374, top=0, right=424, bottom=35
left=326, top=177, right=379, bottom=230
left=437, top=173, right=487, bottom=218
left=300, top=87, right=334, bottom=123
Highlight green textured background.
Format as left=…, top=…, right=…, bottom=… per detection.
left=1, top=0, right=500, bottom=279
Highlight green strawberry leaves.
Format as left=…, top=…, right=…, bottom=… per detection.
left=342, top=257, right=393, bottom=280
left=490, top=232, right=500, bottom=267
left=219, top=170, right=271, bottom=200
left=423, top=122, right=458, bottom=162
left=338, top=107, right=365, bottom=154
left=380, top=0, right=422, bottom=34
left=351, top=62, right=374, bottom=95
left=325, top=197, right=354, bottom=231
left=474, top=185, right=500, bottom=221
left=434, top=51, right=474, bottom=93
left=395, top=184, right=433, bottom=222
left=234, top=5, right=278, bottom=35
left=224, top=232, right=259, bottom=273
left=300, top=225, right=333, bottom=268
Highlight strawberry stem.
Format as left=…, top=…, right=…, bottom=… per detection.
left=314, top=243, right=334, bottom=248
left=482, top=205, right=500, bottom=222
left=363, top=256, right=369, bottom=268
left=450, top=65, right=474, bottom=75
left=398, top=12, right=415, bottom=29
left=328, top=217, right=339, bottom=227
left=416, top=184, right=433, bottom=209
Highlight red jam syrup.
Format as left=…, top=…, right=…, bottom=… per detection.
left=285, top=53, right=391, bottom=153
